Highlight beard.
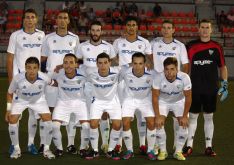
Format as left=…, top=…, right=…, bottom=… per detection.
left=91, top=34, right=101, bottom=42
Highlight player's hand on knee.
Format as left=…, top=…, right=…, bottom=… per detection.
left=5, top=111, right=11, bottom=123
left=155, top=116, right=164, bottom=129
left=178, top=116, right=188, bottom=129
left=218, top=80, right=228, bottom=102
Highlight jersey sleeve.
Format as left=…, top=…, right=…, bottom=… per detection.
left=180, top=43, right=189, bottom=64
left=152, top=74, right=161, bottom=89
left=41, top=36, right=49, bottom=57
left=76, top=44, right=83, bottom=59
left=7, top=32, right=17, bottom=54
left=216, top=44, right=226, bottom=67
left=109, top=44, right=117, bottom=59
left=144, top=39, right=152, bottom=55
left=182, top=74, right=192, bottom=91
left=8, top=76, right=18, bottom=94
left=74, top=36, right=80, bottom=55
left=39, top=72, right=53, bottom=85
left=112, top=39, right=119, bottom=54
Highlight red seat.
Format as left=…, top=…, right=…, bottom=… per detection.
left=155, top=18, right=163, bottom=24
left=139, top=25, right=147, bottom=31
left=162, top=12, right=170, bottom=17
left=187, top=12, right=195, bottom=17
left=230, top=28, right=234, bottom=33
left=171, top=11, right=178, bottom=17
left=148, top=25, right=155, bottom=31
left=7, top=16, right=15, bottom=21
left=95, top=10, right=105, bottom=17
left=113, top=25, right=121, bottom=30
left=178, top=12, right=186, bottom=17
left=223, top=27, right=229, bottom=33
left=103, top=24, right=112, bottom=30
left=146, top=11, right=153, bottom=17
left=156, top=26, right=162, bottom=31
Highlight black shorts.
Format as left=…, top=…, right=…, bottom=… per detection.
left=190, top=93, right=217, bottom=113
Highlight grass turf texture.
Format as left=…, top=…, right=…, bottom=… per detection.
left=0, top=77, right=234, bottom=165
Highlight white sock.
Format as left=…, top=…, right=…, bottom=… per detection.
left=40, top=120, right=46, bottom=145
left=173, top=117, right=179, bottom=148
left=90, top=128, right=99, bottom=152
left=28, top=109, right=37, bottom=146
left=204, top=113, right=214, bottom=148
left=136, top=111, right=146, bottom=146
left=100, top=119, right=110, bottom=145
left=117, top=127, right=123, bottom=146
left=187, top=113, right=199, bottom=147
left=43, top=121, right=53, bottom=146
left=175, top=126, right=188, bottom=152
left=156, top=127, right=167, bottom=152
left=108, top=129, right=121, bottom=151
left=123, top=130, right=133, bottom=151
left=52, top=121, right=63, bottom=150
left=9, top=123, right=19, bottom=146
left=66, top=121, right=76, bottom=146
left=80, top=122, right=90, bottom=150
left=147, top=129, right=156, bottom=152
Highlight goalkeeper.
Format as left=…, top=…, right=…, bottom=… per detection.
left=182, top=19, right=228, bottom=157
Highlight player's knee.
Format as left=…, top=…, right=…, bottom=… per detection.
left=146, top=120, right=155, bottom=130
left=203, top=113, right=213, bottom=121
left=101, top=112, right=108, bottom=120
left=122, top=118, right=131, bottom=130
left=41, top=113, right=52, bottom=122
left=112, top=120, right=121, bottom=130
left=9, top=115, right=19, bottom=124
left=90, top=120, right=99, bottom=129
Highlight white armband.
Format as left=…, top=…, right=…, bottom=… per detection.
left=7, top=102, right=12, bottom=111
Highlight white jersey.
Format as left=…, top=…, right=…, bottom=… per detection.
left=153, top=71, right=191, bottom=103
left=55, top=68, right=86, bottom=101
left=42, top=31, right=79, bottom=73
left=8, top=71, right=52, bottom=103
left=86, top=67, right=120, bottom=100
left=120, top=67, right=155, bottom=101
left=151, top=37, right=189, bottom=73
left=113, top=36, right=152, bottom=66
left=7, top=29, right=45, bottom=76
left=76, top=40, right=116, bottom=68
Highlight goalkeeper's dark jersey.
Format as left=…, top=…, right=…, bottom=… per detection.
left=187, top=39, right=225, bottom=94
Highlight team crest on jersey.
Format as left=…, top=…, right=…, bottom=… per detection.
left=138, top=45, right=142, bottom=49
left=172, top=47, right=176, bottom=50
left=176, top=84, right=182, bottom=89
left=77, top=80, right=81, bottom=84
left=96, top=77, right=99, bottom=81
left=63, top=80, right=66, bottom=83
left=146, top=79, right=150, bottom=84
left=38, top=85, right=42, bottom=89
left=163, top=84, right=167, bottom=88
left=69, top=42, right=73, bottom=46
left=87, top=48, right=90, bottom=51
left=111, top=77, right=115, bottom=81
left=23, top=85, right=26, bottom=89
left=159, top=45, right=162, bottom=48
left=209, top=49, right=214, bottom=55
left=23, top=37, right=26, bottom=40
left=38, top=36, right=41, bottom=41
left=122, top=43, right=126, bottom=47
left=129, top=79, right=133, bottom=83
left=53, top=40, right=56, bottom=43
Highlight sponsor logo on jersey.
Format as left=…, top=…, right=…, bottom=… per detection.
left=61, top=87, right=82, bottom=91
left=121, top=50, right=138, bottom=54
left=23, top=44, right=41, bottom=48
left=194, top=60, right=213, bottom=65
left=94, top=83, right=113, bottom=88
left=161, top=91, right=180, bottom=95
left=209, top=49, right=214, bottom=55
left=157, top=52, right=176, bottom=56
left=129, top=86, right=148, bottom=91
left=86, top=58, right=96, bottom=62
left=52, top=50, right=72, bottom=54
left=22, top=91, right=41, bottom=96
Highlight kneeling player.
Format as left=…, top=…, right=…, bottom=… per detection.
left=152, top=57, right=192, bottom=161
left=85, top=53, right=122, bottom=160
left=5, top=57, right=55, bottom=159
left=51, top=54, right=90, bottom=157
left=121, top=52, right=156, bottom=160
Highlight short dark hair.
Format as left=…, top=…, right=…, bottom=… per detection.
left=125, top=16, right=139, bottom=26
left=97, top=53, right=111, bottom=62
left=90, top=20, right=102, bottom=30
left=162, top=20, right=174, bottom=28
left=23, top=8, right=38, bottom=19
left=163, top=57, right=178, bottom=68
left=132, top=52, right=146, bottom=63
left=199, top=19, right=212, bottom=27
left=57, top=10, right=70, bottom=19
left=64, top=53, right=78, bottom=63
left=25, top=57, right=39, bottom=66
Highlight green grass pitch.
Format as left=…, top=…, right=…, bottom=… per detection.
left=0, top=77, right=234, bottom=165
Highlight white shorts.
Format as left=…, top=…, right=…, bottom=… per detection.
left=45, top=85, right=58, bottom=107
left=122, top=98, right=155, bottom=118
left=159, top=99, right=185, bottom=117
left=11, top=97, right=50, bottom=117
left=53, top=99, right=89, bottom=125
left=90, top=95, right=121, bottom=120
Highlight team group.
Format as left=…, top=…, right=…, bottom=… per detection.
left=5, top=8, right=228, bottom=161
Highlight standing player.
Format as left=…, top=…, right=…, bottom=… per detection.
left=85, top=53, right=122, bottom=160
left=121, top=53, right=156, bottom=160
left=6, top=8, right=45, bottom=155
left=76, top=20, right=116, bottom=153
left=113, top=16, right=152, bottom=154
left=150, top=20, right=189, bottom=152
left=41, top=10, right=80, bottom=154
left=152, top=57, right=192, bottom=161
left=5, top=57, right=55, bottom=159
left=183, top=19, right=228, bottom=157
left=51, top=54, right=90, bottom=157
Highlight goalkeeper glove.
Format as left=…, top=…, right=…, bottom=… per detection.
left=218, top=80, right=228, bottom=102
